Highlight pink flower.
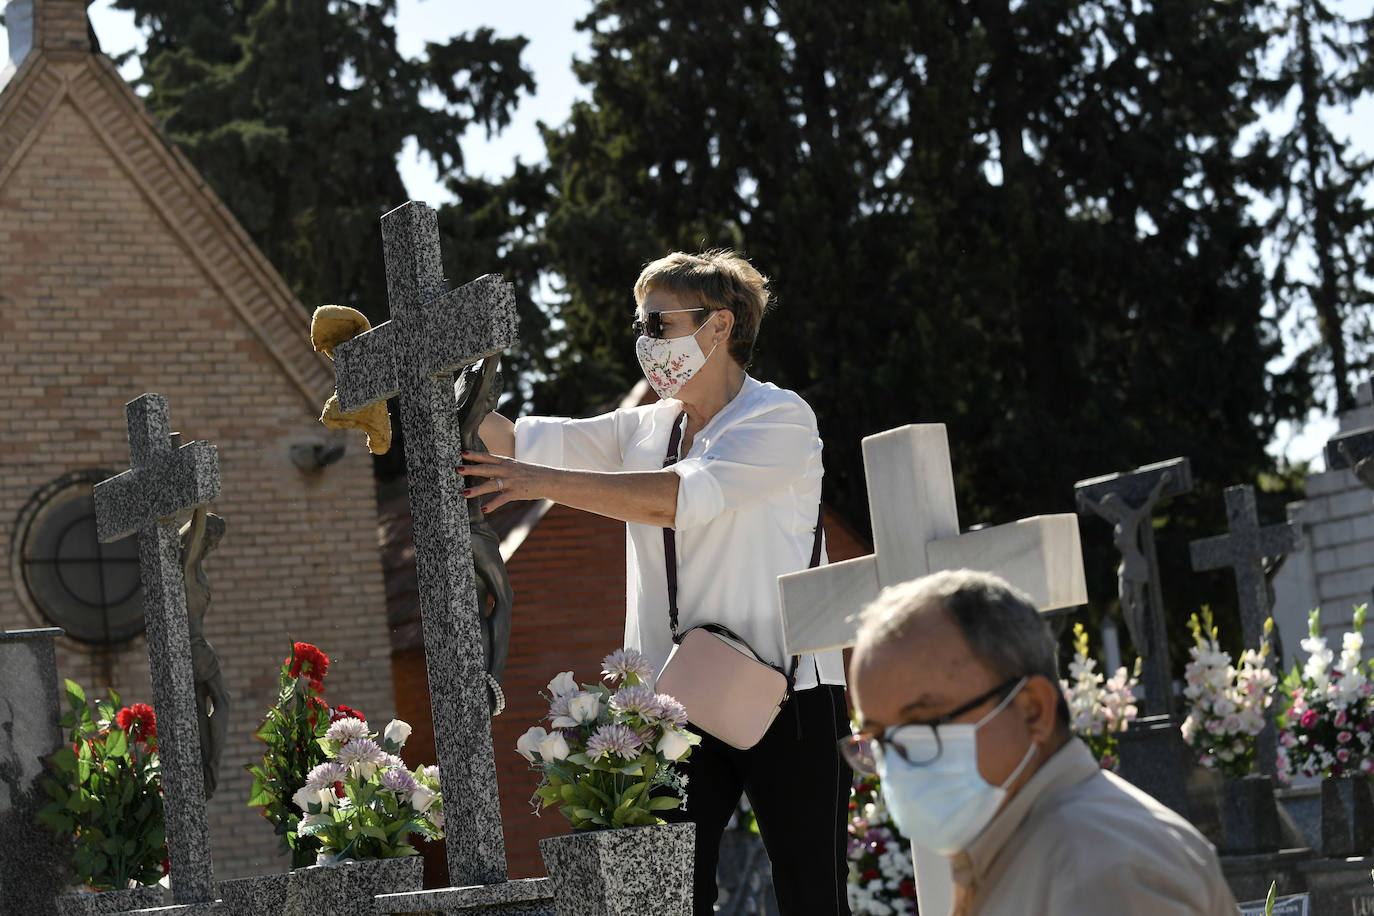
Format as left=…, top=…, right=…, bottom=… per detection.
left=1335, top=710, right=1348, bottom=727
left=1361, top=758, right=1374, bottom=774
left=1300, top=710, right=1319, bottom=729
left=1338, top=748, right=1352, bottom=763
left=1339, top=731, right=1354, bottom=745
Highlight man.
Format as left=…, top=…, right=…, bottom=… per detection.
left=845, top=569, right=1238, bottom=916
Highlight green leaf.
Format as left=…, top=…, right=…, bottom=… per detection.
left=65, top=680, right=86, bottom=710
left=104, top=727, right=128, bottom=760
left=646, top=796, right=682, bottom=811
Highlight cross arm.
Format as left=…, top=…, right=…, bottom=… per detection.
left=406, top=274, right=519, bottom=381
left=333, top=321, right=400, bottom=414
left=93, top=442, right=221, bottom=542
left=1259, top=522, right=1304, bottom=557
left=925, top=514, right=1087, bottom=612
left=1074, top=457, right=1193, bottom=510
left=1325, top=427, right=1374, bottom=471
left=1189, top=535, right=1231, bottom=572
left=778, top=556, right=880, bottom=656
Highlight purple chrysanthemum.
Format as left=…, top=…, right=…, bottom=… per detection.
left=585, top=723, right=643, bottom=760
left=611, top=684, right=663, bottom=720
left=326, top=717, right=371, bottom=743
left=602, top=648, right=654, bottom=685
left=656, top=695, right=688, bottom=728
left=305, top=762, right=347, bottom=792
left=337, top=737, right=386, bottom=772
left=380, top=766, right=419, bottom=796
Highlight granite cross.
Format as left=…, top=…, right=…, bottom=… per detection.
left=777, top=423, right=1087, bottom=916
left=1074, top=457, right=1193, bottom=718
left=332, top=200, right=517, bottom=886
left=92, top=394, right=220, bottom=905
left=1190, top=484, right=1303, bottom=779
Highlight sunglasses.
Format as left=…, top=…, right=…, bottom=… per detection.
left=631, top=307, right=706, bottom=339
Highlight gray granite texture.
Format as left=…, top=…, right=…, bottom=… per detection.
left=378, top=877, right=554, bottom=914
left=92, top=394, right=220, bottom=904
left=329, top=201, right=518, bottom=887
left=1116, top=714, right=1196, bottom=820
left=539, top=823, right=694, bottom=916
left=0, top=627, right=70, bottom=916
left=55, top=887, right=165, bottom=916
left=1319, top=775, right=1374, bottom=856
left=1298, top=854, right=1374, bottom=915
left=218, top=856, right=423, bottom=916
left=1219, top=848, right=1312, bottom=905
left=1074, top=458, right=1192, bottom=719
left=1189, top=484, right=1302, bottom=779
left=1217, top=774, right=1282, bottom=855
left=1275, top=785, right=1322, bottom=849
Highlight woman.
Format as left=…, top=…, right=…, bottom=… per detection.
left=463, top=250, right=851, bottom=915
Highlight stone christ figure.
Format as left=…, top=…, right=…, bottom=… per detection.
left=456, top=356, right=515, bottom=715
left=179, top=507, right=231, bottom=797
left=1077, top=472, right=1171, bottom=658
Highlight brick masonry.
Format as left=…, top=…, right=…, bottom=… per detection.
left=1, top=23, right=393, bottom=881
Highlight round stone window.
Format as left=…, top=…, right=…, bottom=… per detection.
left=13, top=471, right=144, bottom=644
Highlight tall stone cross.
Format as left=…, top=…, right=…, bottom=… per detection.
left=778, top=424, right=1087, bottom=916
left=92, top=394, right=220, bottom=905
left=1190, top=484, right=1303, bottom=779
left=332, top=201, right=517, bottom=886
left=1074, top=458, right=1193, bottom=718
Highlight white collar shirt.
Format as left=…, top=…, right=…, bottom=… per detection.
left=514, top=375, right=846, bottom=691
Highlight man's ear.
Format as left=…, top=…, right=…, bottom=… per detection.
left=1018, top=675, right=1063, bottom=744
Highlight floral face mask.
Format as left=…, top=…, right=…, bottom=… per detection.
left=635, top=320, right=719, bottom=399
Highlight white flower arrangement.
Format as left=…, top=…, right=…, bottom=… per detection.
left=1179, top=608, right=1276, bottom=777
left=1059, top=622, right=1139, bottom=770
left=1277, top=605, right=1374, bottom=781
left=846, top=773, right=916, bottom=914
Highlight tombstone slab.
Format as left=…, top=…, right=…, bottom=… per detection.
left=0, top=628, right=69, bottom=916
left=378, top=877, right=556, bottom=915
left=92, top=395, right=219, bottom=904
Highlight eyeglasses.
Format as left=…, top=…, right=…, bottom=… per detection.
left=838, top=677, right=1023, bottom=775
left=631, top=307, right=706, bottom=339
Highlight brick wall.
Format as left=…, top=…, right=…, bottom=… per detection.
left=0, top=53, right=393, bottom=880
left=391, top=500, right=869, bottom=882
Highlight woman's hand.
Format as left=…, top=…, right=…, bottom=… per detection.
left=459, top=450, right=546, bottom=513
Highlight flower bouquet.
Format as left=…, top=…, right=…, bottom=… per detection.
left=37, top=680, right=167, bottom=890
left=246, top=642, right=336, bottom=866
left=517, top=648, right=699, bottom=830
left=1179, top=609, right=1277, bottom=777
left=846, top=774, right=916, bottom=915
left=292, top=715, right=443, bottom=861
left=1060, top=622, right=1140, bottom=770
left=1277, top=606, right=1374, bottom=781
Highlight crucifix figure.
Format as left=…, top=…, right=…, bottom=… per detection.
left=777, top=423, right=1087, bottom=916
left=1189, top=484, right=1303, bottom=779
left=180, top=506, right=230, bottom=798
left=1074, top=458, right=1193, bottom=718
left=330, top=201, right=518, bottom=886
left=1326, top=425, right=1374, bottom=495
left=92, top=394, right=220, bottom=905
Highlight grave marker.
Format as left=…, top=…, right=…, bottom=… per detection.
left=92, top=394, right=219, bottom=904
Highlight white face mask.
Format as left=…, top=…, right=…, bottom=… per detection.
left=876, top=678, right=1037, bottom=854
left=635, top=320, right=719, bottom=399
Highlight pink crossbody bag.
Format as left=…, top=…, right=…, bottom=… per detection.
left=654, top=412, right=824, bottom=750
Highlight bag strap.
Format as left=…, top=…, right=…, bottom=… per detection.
left=661, top=410, right=824, bottom=685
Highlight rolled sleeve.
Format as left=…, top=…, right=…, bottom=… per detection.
left=514, top=410, right=629, bottom=472
left=669, top=397, right=819, bottom=530
left=514, top=415, right=568, bottom=467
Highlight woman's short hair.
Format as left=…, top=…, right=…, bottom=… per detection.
left=857, top=569, right=1071, bottom=726
left=633, top=250, right=772, bottom=368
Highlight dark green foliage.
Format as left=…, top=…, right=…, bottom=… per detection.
left=539, top=0, right=1300, bottom=666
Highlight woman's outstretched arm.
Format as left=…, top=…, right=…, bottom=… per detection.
left=459, top=450, right=679, bottom=528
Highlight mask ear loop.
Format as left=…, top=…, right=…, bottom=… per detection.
left=692, top=316, right=721, bottom=365
left=974, top=676, right=1038, bottom=790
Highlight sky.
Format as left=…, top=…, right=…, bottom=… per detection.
left=2, top=0, right=1372, bottom=467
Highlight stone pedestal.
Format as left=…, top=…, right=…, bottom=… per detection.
left=1299, top=855, right=1374, bottom=915
left=54, top=887, right=164, bottom=916
left=378, top=877, right=555, bottom=915
left=1219, top=848, right=1312, bottom=904
left=1320, top=776, right=1374, bottom=857
left=1275, top=785, right=1322, bottom=850
left=218, top=856, right=423, bottom=916
left=1117, top=715, right=1195, bottom=818
left=0, top=628, right=69, bottom=916
left=539, top=823, right=694, bottom=916
left=1216, top=774, right=1282, bottom=855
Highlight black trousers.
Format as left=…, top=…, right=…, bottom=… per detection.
left=665, top=684, right=853, bottom=916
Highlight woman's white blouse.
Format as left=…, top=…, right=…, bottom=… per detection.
left=514, top=376, right=847, bottom=691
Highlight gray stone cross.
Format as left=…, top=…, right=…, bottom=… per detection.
left=1074, top=457, right=1193, bottom=718
left=92, top=394, right=220, bottom=905
left=1190, top=484, right=1303, bottom=779
left=332, top=201, right=517, bottom=887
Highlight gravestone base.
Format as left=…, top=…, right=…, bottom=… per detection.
left=1117, top=715, right=1196, bottom=819
left=539, top=823, right=694, bottom=916
left=378, top=877, right=555, bottom=914
left=1215, top=774, right=1282, bottom=855
left=1298, top=855, right=1374, bottom=915
left=1320, top=776, right=1374, bottom=857
left=1275, top=785, right=1322, bottom=850
left=122, top=902, right=222, bottom=916
left=1219, top=848, right=1312, bottom=904
left=217, top=857, right=424, bottom=916
left=55, top=887, right=165, bottom=916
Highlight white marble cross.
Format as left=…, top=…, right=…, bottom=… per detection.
left=778, top=423, right=1086, bottom=916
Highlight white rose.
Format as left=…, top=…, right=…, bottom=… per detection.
left=516, top=726, right=548, bottom=762
left=657, top=729, right=694, bottom=761
left=292, top=785, right=318, bottom=813
left=410, top=785, right=438, bottom=814
left=538, top=732, right=571, bottom=762
left=570, top=692, right=602, bottom=724
left=547, top=672, right=579, bottom=698
left=383, top=719, right=413, bottom=748
left=314, top=786, right=337, bottom=811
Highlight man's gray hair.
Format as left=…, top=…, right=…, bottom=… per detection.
left=857, top=569, right=1060, bottom=688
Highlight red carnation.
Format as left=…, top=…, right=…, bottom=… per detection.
left=330, top=704, right=365, bottom=723
left=899, top=880, right=916, bottom=898
left=1300, top=709, right=1319, bottom=729
left=306, top=696, right=328, bottom=728
left=288, top=643, right=329, bottom=680
left=860, top=868, right=880, bottom=883
left=116, top=703, right=157, bottom=743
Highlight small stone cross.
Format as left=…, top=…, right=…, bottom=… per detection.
left=332, top=201, right=517, bottom=886
left=1074, top=457, right=1193, bottom=718
left=777, top=423, right=1086, bottom=916
left=1190, top=484, right=1303, bottom=779
left=92, top=393, right=220, bottom=905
